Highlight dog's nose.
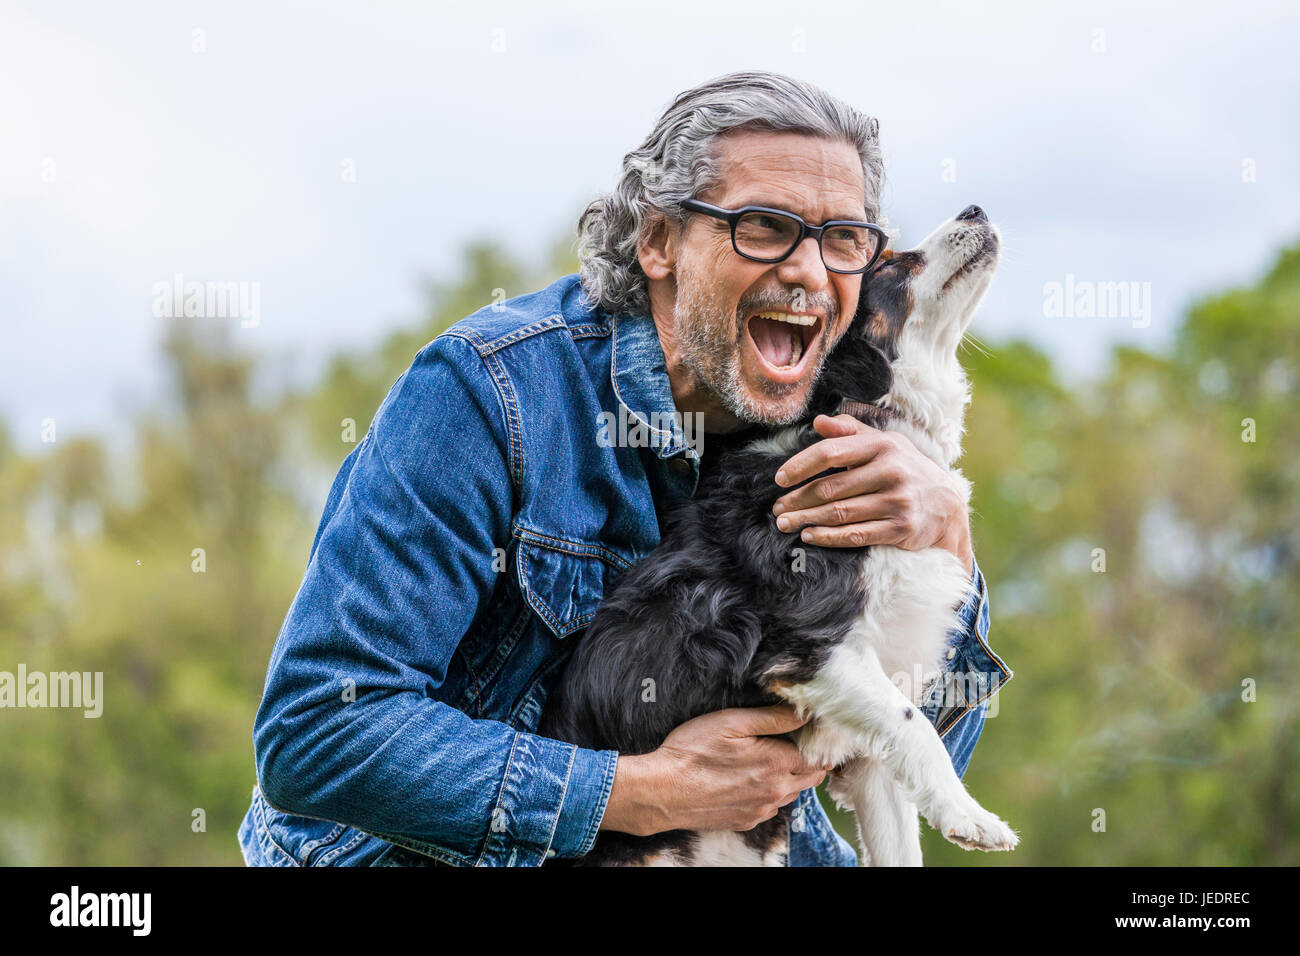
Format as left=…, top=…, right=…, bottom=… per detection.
left=957, top=204, right=987, bottom=223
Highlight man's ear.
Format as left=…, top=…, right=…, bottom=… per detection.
left=637, top=212, right=677, bottom=280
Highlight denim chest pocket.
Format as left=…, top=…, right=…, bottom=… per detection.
left=513, top=530, right=629, bottom=639
left=486, top=532, right=630, bottom=731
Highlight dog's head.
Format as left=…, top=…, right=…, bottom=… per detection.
left=810, top=205, right=1000, bottom=414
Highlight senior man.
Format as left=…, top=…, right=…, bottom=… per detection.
left=238, top=70, right=1009, bottom=867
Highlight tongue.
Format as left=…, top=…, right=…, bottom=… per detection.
left=750, top=316, right=795, bottom=367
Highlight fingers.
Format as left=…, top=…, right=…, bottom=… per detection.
left=694, top=705, right=836, bottom=832
left=795, top=520, right=899, bottom=549
left=753, top=735, right=834, bottom=777
left=789, top=768, right=829, bottom=792
left=773, top=456, right=905, bottom=518
left=775, top=492, right=900, bottom=536
left=774, top=422, right=893, bottom=490
left=722, top=702, right=810, bottom=738
left=738, top=767, right=826, bottom=831
left=774, top=454, right=901, bottom=517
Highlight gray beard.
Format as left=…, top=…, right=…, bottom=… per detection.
left=672, top=264, right=835, bottom=427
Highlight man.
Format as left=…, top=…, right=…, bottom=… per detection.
left=238, top=70, right=1010, bottom=867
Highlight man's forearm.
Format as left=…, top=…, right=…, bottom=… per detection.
left=255, top=680, right=618, bottom=864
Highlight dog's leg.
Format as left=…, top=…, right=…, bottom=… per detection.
left=828, top=757, right=922, bottom=866
left=783, top=644, right=1017, bottom=853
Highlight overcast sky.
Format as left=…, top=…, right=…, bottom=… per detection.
left=3, top=0, right=1297, bottom=449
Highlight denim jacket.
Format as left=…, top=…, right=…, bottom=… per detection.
left=237, top=273, right=1013, bottom=867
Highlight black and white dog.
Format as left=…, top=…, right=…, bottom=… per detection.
left=540, top=205, right=1016, bottom=866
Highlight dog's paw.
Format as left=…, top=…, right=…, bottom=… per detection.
left=929, top=800, right=1018, bottom=852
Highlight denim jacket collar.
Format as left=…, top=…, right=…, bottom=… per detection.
left=609, top=309, right=700, bottom=463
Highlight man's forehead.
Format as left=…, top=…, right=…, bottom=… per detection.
left=709, top=129, right=866, bottom=220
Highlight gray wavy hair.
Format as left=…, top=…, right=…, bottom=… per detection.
left=577, top=71, right=883, bottom=318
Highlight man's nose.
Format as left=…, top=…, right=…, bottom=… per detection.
left=775, top=233, right=830, bottom=293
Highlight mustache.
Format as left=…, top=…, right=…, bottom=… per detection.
left=735, top=291, right=839, bottom=336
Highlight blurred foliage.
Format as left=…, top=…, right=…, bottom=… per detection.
left=1, top=233, right=1296, bottom=865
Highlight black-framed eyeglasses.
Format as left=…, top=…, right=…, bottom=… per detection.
left=679, top=198, right=889, bottom=274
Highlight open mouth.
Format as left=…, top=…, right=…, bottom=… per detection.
left=966, top=228, right=1000, bottom=267
left=745, top=310, right=822, bottom=381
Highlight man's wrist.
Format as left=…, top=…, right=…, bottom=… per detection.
left=940, top=507, right=974, bottom=575
left=600, top=752, right=670, bottom=836
left=954, top=521, right=974, bottom=575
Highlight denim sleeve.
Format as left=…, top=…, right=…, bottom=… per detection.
left=940, top=557, right=991, bottom=776
left=788, top=789, right=858, bottom=866
left=252, top=333, right=618, bottom=867
left=944, top=700, right=989, bottom=779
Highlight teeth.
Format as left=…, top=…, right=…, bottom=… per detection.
left=754, top=310, right=817, bottom=327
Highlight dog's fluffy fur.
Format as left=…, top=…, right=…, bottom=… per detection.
left=539, top=206, right=1016, bottom=866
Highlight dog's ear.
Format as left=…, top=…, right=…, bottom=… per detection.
left=831, top=337, right=893, bottom=405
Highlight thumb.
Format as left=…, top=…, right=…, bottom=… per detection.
left=725, top=703, right=810, bottom=738
left=813, top=413, right=862, bottom=439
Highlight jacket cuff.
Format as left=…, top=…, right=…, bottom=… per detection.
left=926, top=551, right=1012, bottom=737
left=550, top=743, right=620, bottom=860
left=477, top=732, right=618, bottom=866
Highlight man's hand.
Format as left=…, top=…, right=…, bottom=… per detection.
left=600, top=704, right=830, bottom=836
left=770, top=414, right=973, bottom=573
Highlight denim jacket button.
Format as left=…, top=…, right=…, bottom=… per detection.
left=669, top=457, right=691, bottom=477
